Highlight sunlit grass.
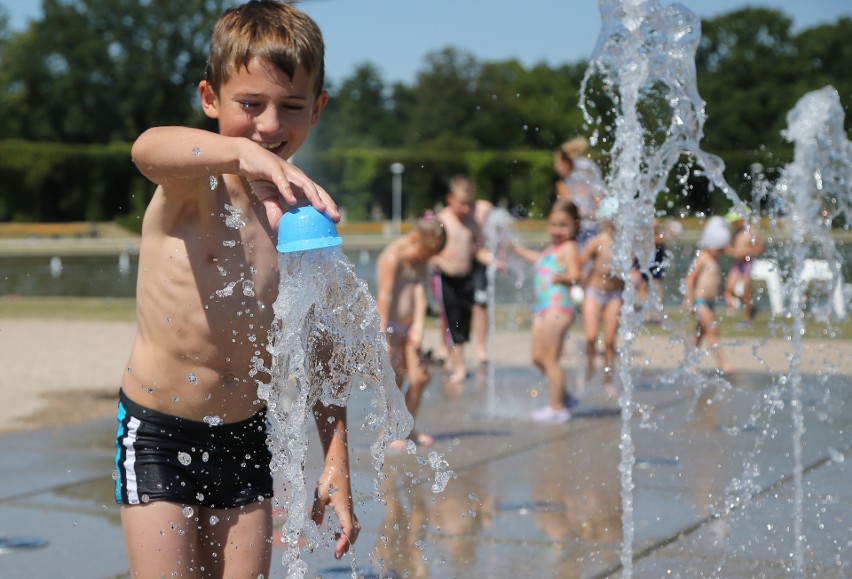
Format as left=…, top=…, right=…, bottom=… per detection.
left=0, top=296, right=136, bottom=321
left=1, top=297, right=848, bottom=340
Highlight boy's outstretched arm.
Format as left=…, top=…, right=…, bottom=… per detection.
left=130, top=126, right=339, bottom=224
left=311, top=402, right=360, bottom=559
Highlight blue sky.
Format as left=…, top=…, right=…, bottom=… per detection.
left=2, top=0, right=850, bottom=85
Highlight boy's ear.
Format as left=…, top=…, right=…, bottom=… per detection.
left=310, top=91, right=329, bottom=125
left=199, top=81, right=220, bottom=120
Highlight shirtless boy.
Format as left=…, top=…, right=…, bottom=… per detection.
left=580, top=197, right=624, bottom=397
left=684, top=215, right=733, bottom=373
left=376, top=218, right=447, bottom=448
left=430, top=176, right=493, bottom=386
left=116, top=2, right=358, bottom=576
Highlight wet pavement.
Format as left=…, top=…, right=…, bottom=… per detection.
left=1, top=361, right=850, bottom=578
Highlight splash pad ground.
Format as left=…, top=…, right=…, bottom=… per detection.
left=1, top=318, right=850, bottom=577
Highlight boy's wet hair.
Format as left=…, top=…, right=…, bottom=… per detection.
left=412, top=218, right=447, bottom=254
left=205, top=0, right=325, bottom=96
left=550, top=198, right=581, bottom=240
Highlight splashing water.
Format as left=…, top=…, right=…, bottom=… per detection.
left=255, top=246, right=414, bottom=578
left=769, top=86, right=851, bottom=574
left=581, top=1, right=746, bottom=575
left=480, top=207, right=526, bottom=415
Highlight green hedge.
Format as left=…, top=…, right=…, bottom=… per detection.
left=1, top=140, right=786, bottom=228
left=0, top=140, right=150, bottom=228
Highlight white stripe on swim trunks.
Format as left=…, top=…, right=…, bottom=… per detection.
left=123, top=416, right=141, bottom=504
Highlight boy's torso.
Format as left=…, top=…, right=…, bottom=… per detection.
left=694, top=253, right=721, bottom=298
left=433, top=209, right=478, bottom=276
left=587, top=234, right=624, bottom=292
left=124, top=175, right=280, bottom=423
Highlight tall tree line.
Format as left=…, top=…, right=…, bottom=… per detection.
left=0, top=2, right=849, bottom=184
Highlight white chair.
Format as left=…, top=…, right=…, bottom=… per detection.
left=748, top=258, right=847, bottom=318
left=749, top=259, right=785, bottom=316
left=801, top=259, right=847, bottom=318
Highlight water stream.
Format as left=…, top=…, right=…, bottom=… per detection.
left=766, top=86, right=851, bottom=574
left=579, top=1, right=850, bottom=576
left=581, top=2, right=743, bottom=573
left=254, top=245, right=455, bottom=577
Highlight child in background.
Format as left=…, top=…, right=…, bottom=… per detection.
left=723, top=211, right=764, bottom=322
left=431, top=176, right=494, bottom=387
left=632, top=218, right=669, bottom=323
left=117, top=2, right=357, bottom=576
left=376, top=218, right=447, bottom=448
left=470, top=198, right=495, bottom=365
left=580, top=197, right=624, bottom=398
left=510, top=199, right=582, bottom=423
left=683, top=215, right=734, bottom=373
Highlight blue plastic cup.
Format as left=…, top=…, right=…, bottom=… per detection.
left=276, top=206, right=342, bottom=253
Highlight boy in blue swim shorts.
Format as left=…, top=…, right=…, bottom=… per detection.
left=683, top=216, right=734, bottom=373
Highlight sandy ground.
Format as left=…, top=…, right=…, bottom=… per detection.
left=1, top=318, right=850, bottom=435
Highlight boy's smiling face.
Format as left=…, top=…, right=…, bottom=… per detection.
left=200, top=57, right=328, bottom=160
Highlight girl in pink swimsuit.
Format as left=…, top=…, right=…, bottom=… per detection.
left=509, top=199, right=582, bottom=423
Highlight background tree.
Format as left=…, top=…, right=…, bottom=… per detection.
left=312, top=63, right=400, bottom=149
left=0, top=0, right=231, bottom=143
left=0, top=3, right=849, bottom=223
left=404, top=47, right=482, bottom=150
left=696, top=8, right=798, bottom=152
left=792, top=17, right=852, bottom=129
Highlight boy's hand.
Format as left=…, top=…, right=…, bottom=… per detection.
left=311, top=466, right=360, bottom=559
left=241, top=144, right=340, bottom=227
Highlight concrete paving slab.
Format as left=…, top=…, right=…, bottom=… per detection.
left=1, top=359, right=849, bottom=578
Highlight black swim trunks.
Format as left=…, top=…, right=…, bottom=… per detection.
left=113, top=390, right=273, bottom=508
left=432, top=270, right=474, bottom=346
left=471, top=260, right=489, bottom=306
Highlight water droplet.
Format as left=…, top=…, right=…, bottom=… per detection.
left=215, top=281, right=237, bottom=298
left=209, top=515, right=219, bottom=525
left=242, top=279, right=256, bottom=297
left=209, top=175, right=218, bottom=190
left=187, top=373, right=198, bottom=385
left=223, top=204, right=245, bottom=229
left=182, top=506, right=194, bottom=518
left=177, top=452, right=192, bottom=466
left=192, top=147, right=201, bottom=157
left=203, top=416, right=223, bottom=426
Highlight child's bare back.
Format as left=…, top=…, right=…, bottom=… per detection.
left=378, top=236, right=430, bottom=329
